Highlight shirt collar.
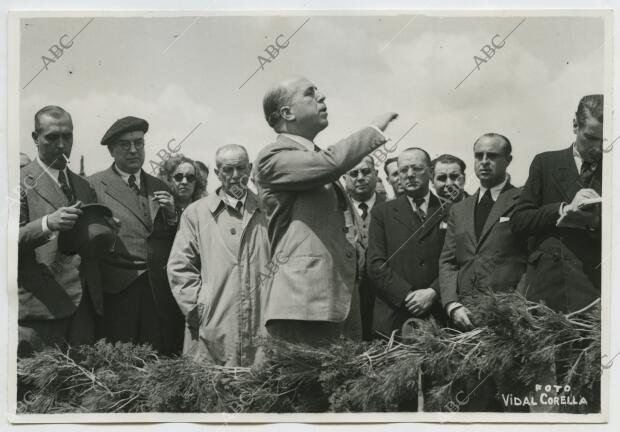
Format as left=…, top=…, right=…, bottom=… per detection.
left=478, top=175, right=508, bottom=202
left=572, top=142, right=594, bottom=174
left=279, top=133, right=316, bottom=152
left=219, top=187, right=247, bottom=211
left=407, top=190, right=431, bottom=213
left=351, top=193, right=378, bottom=216
left=36, top=157, right=67, bottom=186
left=114, top=164, right=142, bottom=188
left=572, top=142, right=582, bottom=161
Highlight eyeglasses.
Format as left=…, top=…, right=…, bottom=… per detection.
left=173, top=173, right=196, bottom=183
left=115, top=139, right=145, bottom=151
left=348, top=168, right=373, bottom=178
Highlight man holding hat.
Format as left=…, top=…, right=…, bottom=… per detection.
left=89, top=116, right=184, bottom=355
left=18, top=105, right=101, bottom=356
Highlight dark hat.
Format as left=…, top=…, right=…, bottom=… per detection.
left=101, top=116, right=149, bottom=146
left=58, top=203, right=116, bottom=257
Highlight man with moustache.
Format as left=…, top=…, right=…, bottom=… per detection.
left=18, top=106, right=100, bottom=355
left=384, top=157, right=404, bottom=199
left=367, top=148, right=449, bottom=338
left=512, top=95, right=603, bottom=314
left=344, top=156, right=386, bottom=340
left=168, top=144, right=270, bottom=366
left=439, top=133, right=528, bottom=411
left=254, top=76, right=398, bottom=346
left=89, top=116, right=184, bottom=355
left=432, top=154, right=469, bottom=202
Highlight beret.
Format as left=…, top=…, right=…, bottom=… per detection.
left=101, top=116, right=149, bottom=146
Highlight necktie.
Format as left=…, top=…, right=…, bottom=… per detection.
left=580, top=161, right=596, bottom=188
left=58, top=171, right=75, bottom=204
left=475, top=189, right=494, bottom=239
left=358, top=202, right=369, bottom=220
left=414, top=196, right=426, bottom=220
left=128, top=174, right=140, bottom=195
left=235, top=200, right=243, bottom=214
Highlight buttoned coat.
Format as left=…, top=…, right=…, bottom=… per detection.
left=88, top=166, right=178, bottom=319
left=18, top=160, right=100, bottom=320
left=439, top=184, right=528, bottom=307
left=367, top=193, right=450, bottom=336
left=167, top=191, right=270, bottom=366
left=254, top=127, right=387, bottom=323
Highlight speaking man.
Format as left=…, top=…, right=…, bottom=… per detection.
left=254, top=76, right=397, bottom=345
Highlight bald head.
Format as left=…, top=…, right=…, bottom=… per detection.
left=262, top=76, right=328, bottom=140
left=263, top=76, right=303, bottom=129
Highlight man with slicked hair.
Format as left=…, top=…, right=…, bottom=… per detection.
left=512, top=95, right=603, bottom=314
left=18, top=106, right=100, bottom=355
left=512, top=95, right=603, bottom=414
left=255, top=76, right=398, bottom=346
left=439, top=133, right=527, bottom=411
left=432, top=154, right=468, bottom=202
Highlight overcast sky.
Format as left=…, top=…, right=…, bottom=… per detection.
left=19, top=13, right=606, bottom=194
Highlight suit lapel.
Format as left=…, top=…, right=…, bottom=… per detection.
left=592, top=163, right=602, bottom=195
left=101, top=166, right=151, bottom=228
left=142, top=171, right=162, bottom=224
left=28, top=161, right=66, bottom=210
left=463, top=191, right=478, bottom=246
left=418, top=193, right=449, bottom=240
left=67, top=169, right=90, bottom=203
left=551, top=146, right=581, bottom=202
left=477, top=184, right=517, bottom=248
left=391, top=195, right=419, bottom=232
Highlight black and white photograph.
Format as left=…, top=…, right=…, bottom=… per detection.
left=4, top=6, right=616, bottom=426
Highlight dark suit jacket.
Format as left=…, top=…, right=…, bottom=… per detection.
left=439, top=184, right=528, bottom=307
left=18, top=160, right=100, bottom=320
left=511, top=146, right=601, bottom=313
left=89, top=165, right=178, bottom=318
left=254, top=127, right=387, bottom=323
left=367, top=193, right=450, bottom=336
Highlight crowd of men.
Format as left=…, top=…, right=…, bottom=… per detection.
left=17, top=76, right=603, bottom=411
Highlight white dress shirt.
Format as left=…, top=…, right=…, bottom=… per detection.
left=351, top=193, right=378, bottom=218
left=407, top=190, right=431, bottom=216
left=37, top=157, right=70, bottom=236
left=477, top=175, right=508, bottom=203
left=114, top=164, right=142, bottom=189
left=221, top=189, right=248, bottom=212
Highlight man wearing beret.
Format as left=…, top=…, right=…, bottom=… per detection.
left=18, top=105, right=101, bottom=356
left=89, top=116, right=184, bottom=355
